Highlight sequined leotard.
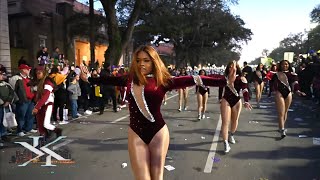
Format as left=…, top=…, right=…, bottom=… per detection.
left=222, top=75, right=249, bottom=108
left=271, top=71, right=300, bottom=99
left=93, top=75, right=226, bottom=144
left=253, top=70, right=266, bottom=84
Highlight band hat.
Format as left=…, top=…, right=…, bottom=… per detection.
left=35, top=66, right=45, bottom=71
left=18, top=64, right=32, bottom=70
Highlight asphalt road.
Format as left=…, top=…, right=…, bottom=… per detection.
left=1, top=87, right=320, bottom=180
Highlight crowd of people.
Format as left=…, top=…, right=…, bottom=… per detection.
left=0, top=46, right=129, bottom=142
left=1, top=45, right=320, bottom=180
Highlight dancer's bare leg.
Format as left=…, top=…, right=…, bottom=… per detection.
left=128, top=127, right=151, bottom=180
left=230, top=100, right=242, bottom=133
left=202, top=92, right=208, bottom=114
left=149, top=125, right=170, bottom=180
left=255, top=82, right=261, bottom=105
left=183, top=88, right=188, bottom=109
left=197, top=93, right=203, bottom=115
left=275, top=92, right=285, bottom=129
left=220, top=98, right=231, bottom=141
left=259, top=82, right=265, bottom=100
left=178, top=89, right=183, bottom=110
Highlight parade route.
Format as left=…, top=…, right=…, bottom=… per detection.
left=1, top=88, right=320, bottom=180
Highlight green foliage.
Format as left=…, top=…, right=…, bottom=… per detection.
left=97, top=0, right=250, bottom=65
left=311, top=4, right=320, bottom=23
left=307, top=24, right=320, bottom=51
left=135, top=0, right=251, bottom=66
left=66, top=12, right=107, bottom=43
left=279, top=32, right=305, bottom=51
left=269, top=32, right=307, bottom=63
left=269, top=47, right=286, bottom=62
left=268, top=4, right=320, bottom=64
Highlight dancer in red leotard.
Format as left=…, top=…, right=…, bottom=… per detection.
left=90, top=45, right=226, bottom=180
left=220, top=61, right=252, bottom=153
left=270, top=60, right=305, bottom=138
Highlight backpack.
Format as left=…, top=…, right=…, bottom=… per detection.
left=9, top=75, right=22, bottom=90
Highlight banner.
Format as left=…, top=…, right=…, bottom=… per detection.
left=284, top=52, right=294, bottom=63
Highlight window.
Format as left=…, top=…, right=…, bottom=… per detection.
left=39, top=35, right=47, bottom=48
left=13, top=33, right=23, bottom=48
left=8, top=1, right=17, bottom=7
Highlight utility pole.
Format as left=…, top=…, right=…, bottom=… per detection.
left=89, top=0, right=95, bottom=65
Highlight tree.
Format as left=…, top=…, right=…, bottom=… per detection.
left=100, top=0, right=146, bottom=66
left=310, top=4, right=320, bottom=23
left=269, top=32, right=306, bottom=62
left=138, top=0, right=252, bottom=66
left=66, top=12, right=107, bottom=45
left=269, top=3, right=320, bottom=65
left=269, top=47, right=286, bottom=62
left=89, top=0, right=95, bottom=63
left=307, top=24, right=320, bottom=51
left=279, top=33, right=305, bottom=52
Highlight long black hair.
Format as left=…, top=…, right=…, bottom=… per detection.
left=198, top=69, right=207, bottom=76
left=224, top=61, right=241, bottom=77
left=278, top=60, right=293, bottom=72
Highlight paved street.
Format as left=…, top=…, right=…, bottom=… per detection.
left=0, top=87, right=320, bottom=180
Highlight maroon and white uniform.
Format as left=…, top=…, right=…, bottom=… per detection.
left=34, top=78, right=56, bottom=136
left=94, top=75, right=226, bottom=144
left=271, top=71, right=300, bottom=99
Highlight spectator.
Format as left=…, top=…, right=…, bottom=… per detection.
left=242, top=61, right=253, bottom=99
left=52, top=47, right=60, bottom=66
left=312, top=71, right=320, bottom=104
left=298, top=63, right=313, bottom=98
left=37, top=47, right=50, bottom=65
left=14, top=64, right=37, bottom=136
left=0, top=67, right=14, bottom=142
left=67, top=72, right=81, bottom=119
left=50, top=66, right=68, bottom=124
left=90, top=69, right=102, bottom=112
left=32, top=66, right=62, bottom=140
left=99, top=63, right=118, bottom=114
left=79, top=65, right=92, bottom=115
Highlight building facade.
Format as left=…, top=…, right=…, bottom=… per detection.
left=0, top=0, right=11, bottom=73
left=7, top=0, right=108, bottom=72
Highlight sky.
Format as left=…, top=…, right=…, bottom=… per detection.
left=87, top=0, right=319, bottom=63
left=229, top=0, right=319, bottom=63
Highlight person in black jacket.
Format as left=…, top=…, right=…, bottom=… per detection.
left=242, top=61, right=253, bottom=99
left=50, top=67, right=68, bottom=124
left=0, top=67, right=15, bottom=142
left=99, top=63, right=117, bottom=114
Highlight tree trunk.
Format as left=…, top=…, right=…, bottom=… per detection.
left=101, top=0, right=144, bottom=66
left=89, top=0, right=95, bottom=65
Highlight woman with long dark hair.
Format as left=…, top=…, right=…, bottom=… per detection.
left=253, top=63, right=266, bottom=108
left=32, top=66, right=62, bottom=140
left=177, top=68, right=189, bottom=111
left=90, top=45, right=226, bottom=180
left=220, top=61, right=252, bottom=153
left=196, top=69, right=209, bottom=120
left=270, top=60, right=305, bottom=138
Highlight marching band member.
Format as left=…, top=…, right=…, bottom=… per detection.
left=253, top=63, right=266, bottom=108
left=270, top=60, right=305, bottom=138
left=90, top=45, right=226, bottom=180
left=220, top=61, right=252, bottom=153
left=32, top=66, right=62, bottom=141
